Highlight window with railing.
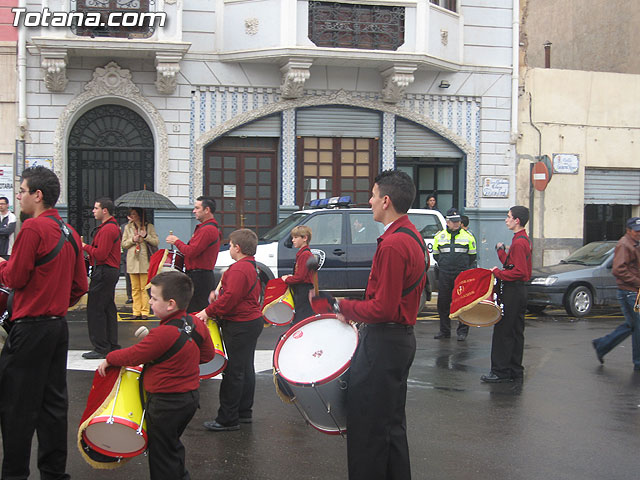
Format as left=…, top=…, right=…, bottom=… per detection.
left=430, top=0, right=457, bottom=13
left=308, top=1, right=405, bottom=51
left=70, top=0, right=158, bottom=39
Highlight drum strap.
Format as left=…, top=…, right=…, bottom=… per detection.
left=395, top=227, right=429, bottom=297
left=197, top=221, right=221, bottom=249
left=138, top=315, right=204, bottom=409
left=34, top=217, right=79, bottom=267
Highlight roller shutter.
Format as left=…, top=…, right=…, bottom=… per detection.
left=395, top=118, right=462, bottom=158
left=296, top=107, right=381, bottom=137
left=228, top=114, right=281, bottom=137
left=584, top=168, right=640, bottom=204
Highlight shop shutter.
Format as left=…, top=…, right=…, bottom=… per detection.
left=395, top=118, right=462, bottom=158
left=228, top=114, right=281, bottom=137
left=584, top=168, right=640, bottom=204
left=296, top=107, right=381, bottom=137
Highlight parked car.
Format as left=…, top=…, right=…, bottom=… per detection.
left=527, top=241, right=618, bottom=317
left=214, top=199, right=446, bottom=308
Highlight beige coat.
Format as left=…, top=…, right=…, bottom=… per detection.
left=122, top=221, right=159, bottom=274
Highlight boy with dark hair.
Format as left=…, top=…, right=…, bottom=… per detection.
left=282, top=225, right=315, bottom=324
left=196, top=228, right=264, bottom=431
left=482, top=206, right=532, bottom=383
left=98, top=271, right=214, bottom=480
left=0, top=166, right=87, bottom=479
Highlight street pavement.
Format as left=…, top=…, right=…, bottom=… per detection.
left=4, top=298, right=640, bottom=480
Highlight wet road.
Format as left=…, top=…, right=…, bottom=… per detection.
left=6, top=304, right=640, bottom=480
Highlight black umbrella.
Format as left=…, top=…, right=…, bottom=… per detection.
left=114, top=190, right=178, bottom=210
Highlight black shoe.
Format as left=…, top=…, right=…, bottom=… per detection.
left=239, top=417, right=252, bottom=424
left=434, top=332, right=450, bottom=339
left=592, top=340, right=604, bottom=364
left=480, top=373, right=513, bottom=383
left=82, top=350, right=106, bottom=360
left=457, top=333, right=467, bottom=341
left=126, top=298, right=133, bottom=304
left=203, top=420, right=239, bottom=432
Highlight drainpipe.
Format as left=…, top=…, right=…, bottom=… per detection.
left=510, top=0, right=519, bottom=142
left=17, top=0, right=27, bottom=136
left=544, top=41, right=552, bottom=68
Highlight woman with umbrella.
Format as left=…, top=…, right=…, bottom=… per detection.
left=121, top=207, right=159, bottom=319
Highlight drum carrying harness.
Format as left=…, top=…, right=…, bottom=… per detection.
left=138, top=315, right=204, bottom=410
left=394, top=227, right=429, bottom=297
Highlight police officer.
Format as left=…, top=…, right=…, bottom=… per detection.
left=433, top=208, right=477, bottom=341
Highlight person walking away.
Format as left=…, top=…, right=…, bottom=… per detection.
left=82, top=197, right=122, bottom=359
left=97, top=271, right=214, bottom=480
left=481, top=206, right=532, bottom=383
left=0, top=166, right=87, bottom=479
left=166, top=196, right=220, bottom=312
left=122, top=207, right=159, bottom=319
left=592, top=217, right=640, bottom=369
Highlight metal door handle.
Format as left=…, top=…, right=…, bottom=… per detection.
left=333, top=249, right=345, bottom=256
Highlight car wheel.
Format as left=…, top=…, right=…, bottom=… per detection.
left=565, top=286, right=592, bottom=317
left=527, top=305, right=547, bottom=314
left=257, top=269, right=271, bottom=305
left=419, top=289, right=428, bottom=312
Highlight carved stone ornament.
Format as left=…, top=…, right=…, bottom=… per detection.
left=41, top=51, right=68, bottom=93
left=155, top=54, right=181, bottom=95
left=164, top=0, right=176, bottom=3
left=245, top=18, right=259, bottom=35
left=380, top=65, right=416, bottom=104
left=53, top=62, right=171, bottom=202
left=441, top=29, right=449, bottom=46
left=280, top=59, right=313, bottom=99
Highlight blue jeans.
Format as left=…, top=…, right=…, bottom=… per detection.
left=593, top=289, right=640, bottom=368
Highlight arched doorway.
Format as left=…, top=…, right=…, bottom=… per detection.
left=68, top=104, right=155, bottom=239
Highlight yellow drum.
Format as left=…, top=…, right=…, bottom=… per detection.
left=199, top=318, right=228, bottom=379
left=82, top=367, right=147, bottom=458
left=262, top=279, right=295, bottom=326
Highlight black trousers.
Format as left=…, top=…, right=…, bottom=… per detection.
left=346, top=324, right=416, bottom=480
left=437, top=271, right=469, bottom=336
left=87, top=265, right=120, bottom=354
left=216, top=317, right=263, bottom=425
left=0, top=318, right=70, bottom=480
left=187, top=270, right=214, bottom=313
left=490, top=282, right=527, bottom=379
left=147, top=390, right=199, bottom=480
left=291, top=283, right=314, bottom=325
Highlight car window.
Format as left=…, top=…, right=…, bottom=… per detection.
left=304, top=213, right=343, bottom=245
left=260, top=213, right=309, bottom=241
left=408, top=213, right=442, bottom=238
left=349, top=212, right=383, bottom=244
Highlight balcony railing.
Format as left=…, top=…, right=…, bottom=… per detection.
left=70, top=0, right=158, bottom=39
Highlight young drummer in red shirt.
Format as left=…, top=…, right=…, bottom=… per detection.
left=97, top=271, right=214, bottom=480
left=196, top=228, right=264, bottom=431
left=282, top=225, right=315, bottom=324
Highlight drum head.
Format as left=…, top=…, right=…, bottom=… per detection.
left=274, top=315, right=358, bottom=386
left=458, top=300, right=502, bottom=327
left=264, top=303, right=294, bottom=325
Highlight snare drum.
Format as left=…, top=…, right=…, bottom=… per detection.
left=273, top=314, right=358, bottom=435
left=262, top=278, right=295, bottom=326
left=161, top=250, right=185, bottom=273
left=199, top=318, right=228, bottom=379
left=81, top=367, right=147, bottom=458
left=457, top=299, right=502, bottom=327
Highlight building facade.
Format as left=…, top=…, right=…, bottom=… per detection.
left=12, top=0, right=518, bottom=265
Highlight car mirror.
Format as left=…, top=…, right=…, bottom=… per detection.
left=284, top=236, right=293, bottom=248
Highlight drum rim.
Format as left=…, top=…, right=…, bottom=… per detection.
left=273, top=313, right=358, bottom=387
left=83, top=418, right=148, bottom=458
left=458, top=300, right=502, bottom=328
left=199, top=356, right=227, bottom=379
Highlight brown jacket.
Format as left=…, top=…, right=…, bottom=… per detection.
left=612, top=232, right=640, bottom=292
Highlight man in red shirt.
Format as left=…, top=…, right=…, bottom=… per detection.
left=482, top=206, right=532, bottom=383
left=336, top=170, right=427, bottom=480
left=0, top=166, right=87, bottom=479
left=166, top=196, right=220, bottom=312
left=196, top=228, right=263, bottom=431
left=82, top=197, right=122, bottom=359
left=98, top=271, right=214, bottom=479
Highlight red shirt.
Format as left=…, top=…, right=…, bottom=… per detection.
left=205, top=256, right=262, bottom=322
left=0, top=209, right=88, bottom=319
left=284, top=245, right=315, bottom=285
left=494, top=230, right=532, bottom=282
left=106, top=310, right=214, bottom=393
left=175, top=218, right=220, bottom=271
left=339, top=215, right=426, bottom=326
left=83, top=216, right=121, bottom=268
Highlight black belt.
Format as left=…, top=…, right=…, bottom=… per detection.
left=13, top=316, right=64, bottom=324
left=95, top=264, right=117, bottom=270
left=186, top=269, right=212, bottom=274
left=364, top=322, right=413, bottom=330
left=503, top=280, right=526, bottom=286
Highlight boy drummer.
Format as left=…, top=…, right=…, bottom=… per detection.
left=97, top=271, right=214, bottom=480
left=282, top=225, right=315, bottom=324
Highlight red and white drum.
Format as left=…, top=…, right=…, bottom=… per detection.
left=273, top=314, right=358, bottom=435
left=457, top=299, right=502, bottom=327
left=161, top=250, right=185, bottom=273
